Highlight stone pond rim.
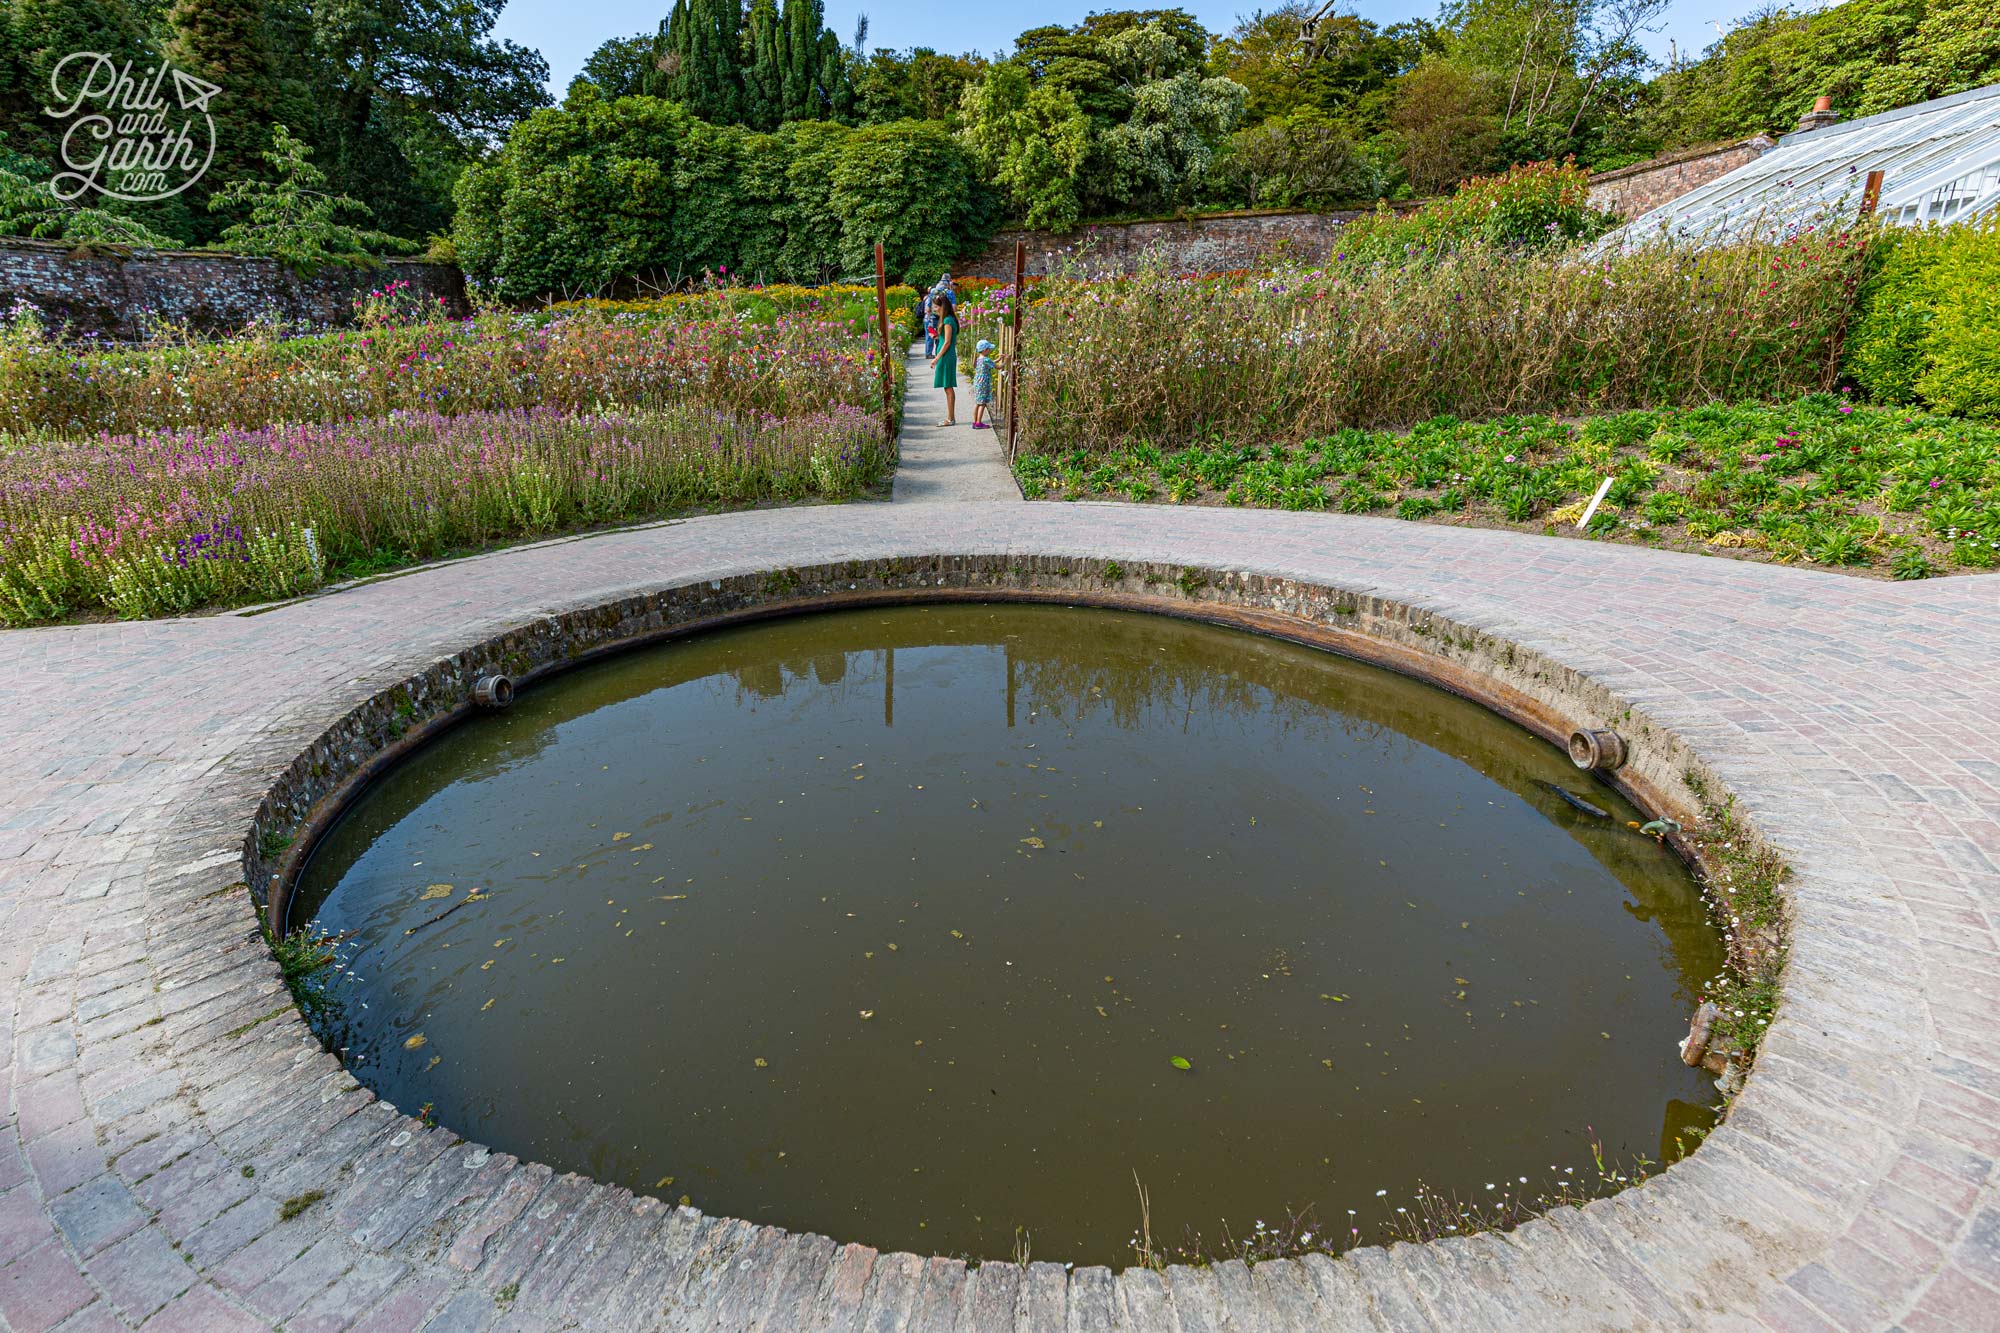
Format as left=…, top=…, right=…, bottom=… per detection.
left=258, top=558, right=1720, bottom=941
left=15, top=500, right=1981, bottom=1327
left=246, top=556, right=1759, bottom=1272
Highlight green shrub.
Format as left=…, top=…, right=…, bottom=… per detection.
left=1333, top=160, right=1619, bottom=264
left=1847, top=217, right=2000, bottom=417
left=455, top=91, right=994, bottom=300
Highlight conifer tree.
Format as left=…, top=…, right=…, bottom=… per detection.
left=779, top=0, right=822, bottom=120
left=167, top=0, right=281, bottom=209
left=744, top=0, right=783, bottom=130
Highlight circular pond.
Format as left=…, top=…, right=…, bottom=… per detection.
left=291, top=603, right=1724, bottom=1266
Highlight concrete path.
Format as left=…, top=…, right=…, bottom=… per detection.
left=1, top=503, right=1998, bottom=1331
left=890, top=342, right=1020, bottom=503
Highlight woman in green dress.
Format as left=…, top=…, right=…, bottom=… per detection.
left=927, top=292, right=959, bottom=426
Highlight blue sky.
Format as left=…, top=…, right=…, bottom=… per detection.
left=493, top=0, right=1770, bottom=98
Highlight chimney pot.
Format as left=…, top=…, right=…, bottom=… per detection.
left=1795, top=95, right=1838, bottom=135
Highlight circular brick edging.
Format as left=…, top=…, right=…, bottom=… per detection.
left=176, top=554, right=1820, bottom=1328
left=21, top=501, right=1984, bottom=1332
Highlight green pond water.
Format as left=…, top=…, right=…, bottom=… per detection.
left=292, top=603, right=1725, bottom=1266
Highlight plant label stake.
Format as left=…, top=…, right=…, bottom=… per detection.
left=874, top=241, right=893, bottom=451
left=1006, top=239, right=1025, bottom=462
left=1577, top=476, right=1615, bottom=531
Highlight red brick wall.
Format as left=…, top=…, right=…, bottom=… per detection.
left=1587, top=138, right=1776, bottom=219
left=956, top=209, right=1380, bottom=280
left=0, top=240, right=468, bottom=340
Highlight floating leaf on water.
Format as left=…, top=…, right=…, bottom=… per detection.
left=656, top=1176, right=675, bottom=1189
left=950, top=930, right=964, bottom=939
left=1095, top=1006, right=1108, bottom=1018
left=1320, top=994, right=1346, bottom=1002
left=637, top=843, right=653, bottom=851
left=1321, top=1059, right=1333, bottom=1068
left=754, top=1057, right=769, bottom=1068
left=481, top=960, right=494, bottom=971
left=1021, top=837, right=1044, bottom=849
left=1170, top=1056, right=1193, bottom=1070
left=859, top=1010, right=875, bottom=1020
left=864, top=951, right=875, bottom=959
left=419, top=884, right=453, bottom=901
left=403, top=1033, right=427, bottom=1050
left=1454, top=977, right=1470, bottom=986
left=613, top=832, right=631, bottom=842
left=887, top=943, right=899, bottom=951
left=658, top=894, right=688, bottom=902
left=481, top=999, right=495, bottom=1012
left=425, top=1055, right=441, bottom=1070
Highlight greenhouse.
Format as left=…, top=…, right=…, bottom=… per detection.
left=1610, top=80, right=2000, bottom=248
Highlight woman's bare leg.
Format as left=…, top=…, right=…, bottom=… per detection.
left=944, top=387, right=956, bottom=423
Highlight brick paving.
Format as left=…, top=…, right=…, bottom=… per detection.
left=889, top=344, right=1021, bottom=503
left=1, top=502, right=1996, bottom=1331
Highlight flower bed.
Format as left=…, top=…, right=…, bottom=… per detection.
left=0, top=289, right=911, bottom=439
left=1015, top=396, right=2000, bottom=577
left=0, top=405, right=892, bottom=624
left=1011, top=234, right=1865, bottom=447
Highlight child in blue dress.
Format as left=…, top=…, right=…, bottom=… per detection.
left=970, top=339, right=997, bottom=430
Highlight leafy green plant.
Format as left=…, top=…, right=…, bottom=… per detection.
left=1847, top=217, right=2000, bottom=417
left=1333, top=160, right=1618, bottom=264
left=209, top=126, right=408, bottom=273
left=1015, top=395, right=2000, bottom=577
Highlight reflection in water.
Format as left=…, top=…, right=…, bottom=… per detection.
left=294, top=605, right=1725, bottom=1265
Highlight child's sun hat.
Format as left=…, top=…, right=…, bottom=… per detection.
left=976, top=339, right=995, bottom=352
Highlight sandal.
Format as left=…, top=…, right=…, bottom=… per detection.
left=935, top=420, right=955, bottom=427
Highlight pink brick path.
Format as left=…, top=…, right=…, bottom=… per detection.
left=1, top=502, right=1997, bottom=1331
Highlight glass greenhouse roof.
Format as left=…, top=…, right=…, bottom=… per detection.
left=1608, top=81, right=2000, bottom=249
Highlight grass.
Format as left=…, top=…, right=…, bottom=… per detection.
left=278, top=1190, right=325, bottom=1222
left=1682, top=796, right=1789, bottom=1066
left=271, top=925, right=343, bottom=1024
left=1015, top=396, right=2000, bottom=576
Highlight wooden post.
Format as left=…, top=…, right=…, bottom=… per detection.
left=874, top=241, right=893, bottom=451
left=1859, top=168, right=1886, bottom=219
left=1823, top=172, right=1884, bottom=391
left=1005, top=239, right=1025, bottom=461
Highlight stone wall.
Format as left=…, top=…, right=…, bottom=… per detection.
left=956, top=209, right=1384, bottom=280
left=1587, top=137, right=1776, bottom=219
left=0, top=239, right=468, bottom=339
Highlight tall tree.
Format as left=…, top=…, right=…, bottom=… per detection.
left=778, top=0, right=822, bottom=121
left=167, top=0, right=282, bottom=212
left=743, top=0, right=783, bottom=129
left=664, top=0, right=743, bottom=123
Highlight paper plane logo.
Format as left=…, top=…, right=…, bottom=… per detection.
left=43, top=52, right=218, bottom=204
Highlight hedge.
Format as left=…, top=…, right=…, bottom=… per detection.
left=1847, top=216, right=2000, bottom=418
left=454, top=89, right=997, bottom=299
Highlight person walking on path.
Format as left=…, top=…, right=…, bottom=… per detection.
left=928, top=292, right=960, bottom=426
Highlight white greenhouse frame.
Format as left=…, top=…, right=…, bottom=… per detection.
left=1605, top=81, right=2000, bottom=250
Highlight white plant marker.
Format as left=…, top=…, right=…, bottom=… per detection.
left=1576, top=476, right=1615, bottom=530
